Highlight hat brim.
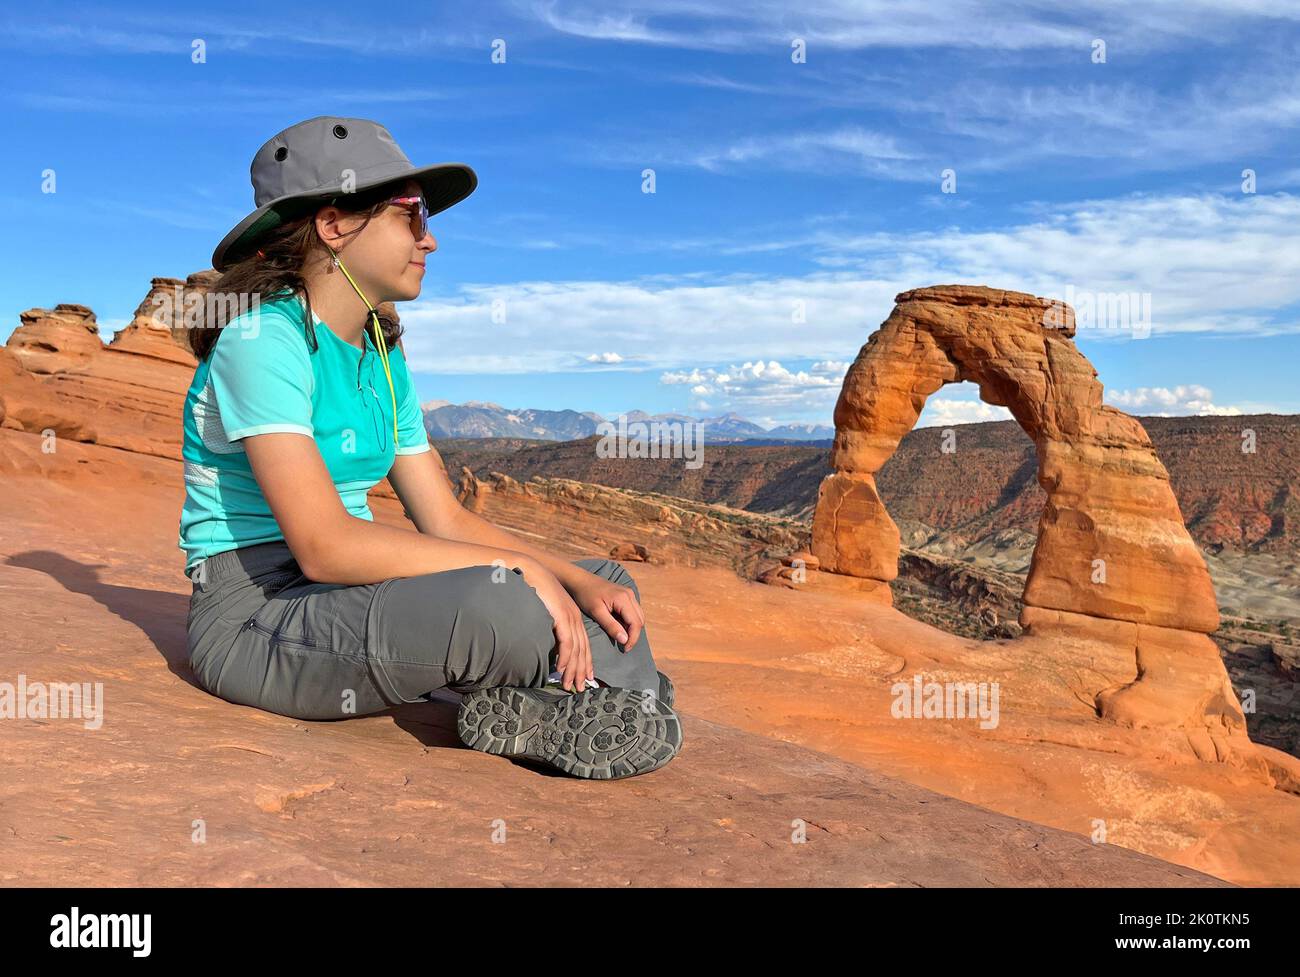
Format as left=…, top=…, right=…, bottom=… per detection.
left=210, top=161, right=477, bottom=272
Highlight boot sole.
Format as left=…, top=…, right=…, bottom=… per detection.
left=457, top=685, right=682, bottom=780
left=657, top=670, right=675, bottom=709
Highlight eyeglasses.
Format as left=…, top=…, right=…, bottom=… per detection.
left=387, top=194, right=429, bottom=242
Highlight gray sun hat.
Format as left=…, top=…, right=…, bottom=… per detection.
left=211, top=115, right=477, bottom=271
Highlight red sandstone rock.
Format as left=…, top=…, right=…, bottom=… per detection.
left=131, top=272, right=220, bottom=357
left=815, top=285, right=1216, bottom=631
left=811, top=285, right=1246, bottom=761
left=6, top=304, right=103, bottom=374
left=0, top=346, right=97, bottom=442
left=783, top=550, right=820, bottom=570
left=1, top=291, right=197, bottom=460
left=757, top=562, right=894, bottom=605
left=609, top=542, right=650, bottom=562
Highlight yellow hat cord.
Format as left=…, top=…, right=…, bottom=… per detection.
left=327, top=248, right=400, bottom=447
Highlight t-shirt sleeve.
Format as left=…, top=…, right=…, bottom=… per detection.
left=390, top=343, right=430, bottom=455
left=208, top=308, right=315, bottom=440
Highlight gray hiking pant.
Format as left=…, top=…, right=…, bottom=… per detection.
left=186, top=540, right=664, bottom=721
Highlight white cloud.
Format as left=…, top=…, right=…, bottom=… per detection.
left=1105, top=385, right=1246, bottom=416
left=586, top=351, right=624, bottom=363
left=660, top=359, right=849, bottom=413
left=915, top=399, right=1014, bottom=428
left=397, top=274, right=898, bottom=374
left=398, top=191, right=1300, bottom=383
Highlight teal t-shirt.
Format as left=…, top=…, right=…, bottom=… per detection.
left=177, top=291, right=430, bottom=578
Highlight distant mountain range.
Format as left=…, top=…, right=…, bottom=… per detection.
left=420, top=400, right=835, bottom=443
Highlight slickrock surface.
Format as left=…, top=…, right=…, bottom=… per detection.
left=0, top=433, right=1233, bottom=887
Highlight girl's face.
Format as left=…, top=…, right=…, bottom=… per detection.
left=320, top=178, right=436, bottom=304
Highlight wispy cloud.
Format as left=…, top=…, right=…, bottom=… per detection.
left=0, top=20, right=182, bottom=54
left=84, top=198, right=233, bottom=233
left=684, top=125, right=917, bottom=177
left=576, top=61, right=1300, bottom=181
left=0, top=14, right=482, bottom=55
left=575, top=120, right=926, bottom=180
left=522, top=0, right=1300, bottom=53
left=886, top=68, right=1300, bottom=170
left=8, top=78, right=465, bottom=116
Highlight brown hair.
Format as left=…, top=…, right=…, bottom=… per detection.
left=191, top=183, right=407, bottom=362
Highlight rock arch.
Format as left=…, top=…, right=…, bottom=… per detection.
left=811, top=285, right=1252, bottom=765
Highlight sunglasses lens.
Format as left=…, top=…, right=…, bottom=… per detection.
left=391, top=196, right=428, bottom=240
left=406, top=203, right=427, bottom=240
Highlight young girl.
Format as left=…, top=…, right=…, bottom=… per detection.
left=180, top=116, right=681, bottom=780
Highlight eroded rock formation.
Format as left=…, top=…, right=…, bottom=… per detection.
left=0, top=298, right=197, bottom=460
left=127, top=272, right=220, bottom=357
left=811, top=285, right=1255, bottom=767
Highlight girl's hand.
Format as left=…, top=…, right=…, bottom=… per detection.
left=516, top=560, right=593, bottom=693
left=567, top=571, right=644, bottom=655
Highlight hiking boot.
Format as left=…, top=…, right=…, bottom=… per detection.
left=456, top=685, right=683, bottom=780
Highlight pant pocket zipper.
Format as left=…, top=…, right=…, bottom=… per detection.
left=244, top=618, right=317, bottom=648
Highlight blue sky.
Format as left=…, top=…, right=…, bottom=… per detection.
left=3, top=0, right=1299, bottom=429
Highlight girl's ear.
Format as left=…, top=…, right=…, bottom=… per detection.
left=315, top=201, right=350, bottom=241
